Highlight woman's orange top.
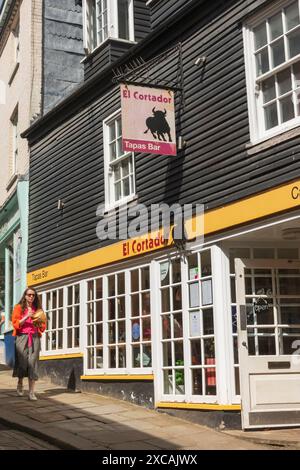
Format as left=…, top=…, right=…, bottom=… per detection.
left=12, top=304, right=46, bottom=337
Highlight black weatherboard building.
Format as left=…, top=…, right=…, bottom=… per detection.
left=23, top=0, right=300, bottom=430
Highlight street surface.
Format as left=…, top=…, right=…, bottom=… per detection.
left=0, top=421, right=58, bottom=450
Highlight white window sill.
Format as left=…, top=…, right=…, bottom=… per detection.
left=6, top=172, right=18, bottom=191
left=247, top=121, right=300, bottom=155
left=8, top=61, right=19, bottom=86
left=104, top=194, right=138, bottom=216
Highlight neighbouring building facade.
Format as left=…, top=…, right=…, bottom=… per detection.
left=0, top=0, right=84, bottom=362
left=23, top=0, right=300, bottom=430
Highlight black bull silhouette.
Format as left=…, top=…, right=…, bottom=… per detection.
left=144, top=107, right=172, bottom=142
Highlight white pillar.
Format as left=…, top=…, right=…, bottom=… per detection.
left=211, top=245, right=234, bottom=405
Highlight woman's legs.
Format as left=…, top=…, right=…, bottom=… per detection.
left=28, top=378, right=37, bottom=400
left=17, top=378, right=24, bottom=396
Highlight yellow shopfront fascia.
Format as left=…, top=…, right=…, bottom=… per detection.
left=28, top=180, right=300, bottom=286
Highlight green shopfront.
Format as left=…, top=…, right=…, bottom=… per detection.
left=0, top=179, right=28, bottom=364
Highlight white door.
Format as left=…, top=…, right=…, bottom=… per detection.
left=235, top=258, right=300, bottom=430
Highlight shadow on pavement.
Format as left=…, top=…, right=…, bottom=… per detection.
left=0, top=386, right=184, bottom=450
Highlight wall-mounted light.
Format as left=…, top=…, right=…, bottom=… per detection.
left=194, top=56, right=206, bottom=66
left=178, top=135, right=186, bottom=150
left=57, top=199, right=65, bottom=211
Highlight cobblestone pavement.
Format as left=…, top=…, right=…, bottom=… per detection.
left=0, top=422, right=58, bottom=450
left=0, top=369, right=289, bottom=450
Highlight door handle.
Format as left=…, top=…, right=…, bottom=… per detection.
left=242, top=341, right=248, bottom=349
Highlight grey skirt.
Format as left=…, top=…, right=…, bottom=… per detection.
left=12, top=334, right=41, bottom=380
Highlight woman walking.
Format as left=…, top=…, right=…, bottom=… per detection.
left=12, top=287, right=46, bottom=400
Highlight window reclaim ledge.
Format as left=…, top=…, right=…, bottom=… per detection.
left=8, top=61, right=19, bottom=86
left=81, top=37, right=137, bottom=63
left=80, top=374, right=154, bottom=381
left=6, top=172, right=18, bottom=191
left=246, top=124, right=300, bottom=156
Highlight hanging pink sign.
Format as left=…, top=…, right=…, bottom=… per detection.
left=121, top=84, right=177, bottom=156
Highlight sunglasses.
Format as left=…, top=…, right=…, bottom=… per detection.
left=27, top=293, right=35, bottom=297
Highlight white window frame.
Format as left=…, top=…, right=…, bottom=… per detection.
left=154, top=249, right=227, bottom=405
left=83, top=0, right=135, bottom=53
left=41, top=283, right=82, bottom=356
left=84, top=263, right=153, bottom=375
left=103, top=109, right=136, bottom=212
left=10, top=106, right=18, bottom=175
left=244, top=0, right=300, bottom=144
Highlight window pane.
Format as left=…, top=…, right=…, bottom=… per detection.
left=117, top=138, right=122, bottom=158
left=96, top=301, right=102, bottom=322
left=118, top=346, right=126, bottom=367
left=262, top=76, right=276, bottom=103
left=191, top=340, right=202, bottom=365
left=132, top=320, right=140, bottom=342
left=109, top=299, right=116, bottom=322
left=118, top=0, right=130, bottom=40
left=297, top=91, right=300, bottom=115
left=131, top=270, right=139, bottom=292
left=109, top=123, right=115, bottom=142
left=58, top=289, right=63, bottom=307
left=116, top=118, right=122, bottom=138
left=162, top=315, right=171, bottom=339
left=141, top=266, right=150, bottom=290
left=114, top=164, right=121, bottom=181
left=108, top=275, right=115, bottom=296
left=122, top=159, right=129, bottom=177
left=142, top=292, right=150, bottom=315
left=256, top=48, right=269, bottom=75
left=293, top=61, right=300, bottom=88
left=87, top=281, right=93, bottom=301
left=142, top=344, right=151, bottom=367
left=74, top=306, right=80, bottom=325
left=131, top=293, right=139, bottom=316
left=172, top=259, right=181, bottom=283
left=277, top=68, right=292, bottom=95
left=123, top=177, right=130, bottom=196
left=264, top=102, right=278, bottom=129
left=280, top=95, right=295, bottom=122
left=161, top=288, right=170, bottom=312
left=118, top=272, right=125, bottom=295
left=110, top=142, right=116, bottom=161
left=173, top=314, right=183, bottom=338
left=67, top=307, right=72, bottom=326
left=192, top=369, right=203, bottom=395
left=288, top=28, right=300, bottom=58
left=142, top=317, right=151, bottom=340
left=271, top=38, right=285, bottom=67
left=118, top=321, right=126, bottom=342
left=200, top=250, right=212, bottom=276
left=118, top=296, right=125, bottom=318
left=96, top=278, right=102, bottom=299
left=269, top=13, right=283, bottom=41
left=285, top=2, right=299, bottom=31
left=254, top=22, right=267, bottom=50
left=163, top=342, right=172, bottom=366
left=203, top=308, right=214, bottom=335
left=115, top=181, right=121, bottom=200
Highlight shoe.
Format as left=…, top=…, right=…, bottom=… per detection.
left=28, top=392, right=38, bottom=401
left=16, top=384, right=24, bottom=397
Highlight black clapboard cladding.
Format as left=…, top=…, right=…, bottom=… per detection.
left=27, top=0, right=300, bottom=271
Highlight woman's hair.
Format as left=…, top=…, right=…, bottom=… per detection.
left=18, top=287, right=42, bottom=312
